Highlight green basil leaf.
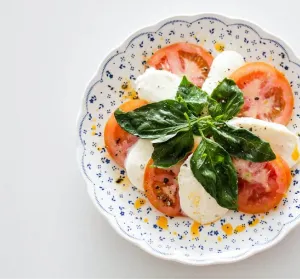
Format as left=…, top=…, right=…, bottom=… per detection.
left=210, top=78, right=244, bottom=120
left=152, top=130, right=194, bottom=168
left=192, top=121, right=212, bottom=137
left=211, top=122, right=276, bottom=162
left=114, top=100, right=197, bottom=139
left=151, top=134, right=177, bottom=144
left=176, top=76, right=209, bottom=115
left=190, top=138, right=238, bottom=210
left=208, top=97, right=223, bottom=119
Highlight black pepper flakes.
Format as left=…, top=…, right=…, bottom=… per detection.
left=116, top=177, right=124, bottom=184
left=254, top=97, right=260, bottom=101
left=163, top=178, right=169, bottom=183
left=121, top=83, right=128, bottom=90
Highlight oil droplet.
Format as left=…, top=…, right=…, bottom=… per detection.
left=157, top=216, right=168, bottom=230
left=249, top=218, right=260, bottom=227
left=91, top=131, right=96, bottom=136
left=134, top=198, right=146, bottom=209
left=234, top=224, right=246, bottom=234
left=261, top=215, right=264, bottom=219
left=222, top=223, right=233, bottom=235
left=144, top=218, right=148, bottom=223
left=292, top=146, right=300, bottom=161
left=91, top=125, right=96, bottom=130
left=217, top=236, right=222, bottom=242
left=214, top=42, right=225, bottom=52
left=92, top=118, right=96, bottom=122
left=173, top=231, right=177, bottom=235
left=121, top=80, right=139, bottom=100
left=191, top=221, right=200, bottom=239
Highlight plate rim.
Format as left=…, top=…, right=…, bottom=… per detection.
left=76, top=13, right=300, bottom=265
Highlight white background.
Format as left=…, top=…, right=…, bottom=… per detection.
left=2, top=0, right=300, bottom=277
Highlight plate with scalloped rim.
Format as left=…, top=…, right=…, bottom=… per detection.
left=77, top=13, right=300, bottom=265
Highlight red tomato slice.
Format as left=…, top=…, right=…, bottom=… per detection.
left=144, top=159, right=183, bottom=217
left=104, top=100, right=148, bottom=167
left=230, top=62, right=294, bottom=125
left=148, top=43, right=213, bottom=87
left=233, top=155, right=291, bottom=214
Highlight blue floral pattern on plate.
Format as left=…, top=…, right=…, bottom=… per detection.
left=77, top=14, right=300, bottom=265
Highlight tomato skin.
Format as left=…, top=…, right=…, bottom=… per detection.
left=230, top=62, right=294, bottom=125
left=144, top=159, right=182, bottom=217
left=276, top=155, right=292, bottom=190
left=104, top=100, right=148, bottom=167
left=234, top=155, right=291, bottom=214
left=148, top=43, right=213, bottom=87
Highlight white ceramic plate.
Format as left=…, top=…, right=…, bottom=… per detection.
left=77, top=14, right=300, bottom=265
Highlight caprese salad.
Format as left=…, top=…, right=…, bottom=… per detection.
left=104, top=42, right=299, bottom=224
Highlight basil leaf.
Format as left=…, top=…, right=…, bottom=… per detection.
left=176, top=76, right=209, bottom=115
left=208, top=97, right=223, bottom=119
left=151, top=134, right=177, bottom=144
left=211, top=122, right=276, bottom=162
left=191, top=138, right=238, bottom=210
left=192, top=121, right=212, bottom=137
left=114, top=100, right=197, bottom=139
left=152, top=130, right=194, bottom=168
left=210, top=78, right=244, bottom=120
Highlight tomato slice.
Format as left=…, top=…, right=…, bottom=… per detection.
left=233, top=155, right=291, bottom=214
left=144, top=159, right=182, bottom=216
left=148, top=43, right=213, bottom=87
left=104, top=100, right=148, bottom=167
left=230, top=62, right=294, bottom=125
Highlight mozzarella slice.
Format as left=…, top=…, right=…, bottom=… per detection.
left=202, top=51, right=245, bottom=94
left=178, top=155, right=228, bottom=224
left=125, top=139, right=153, bottom=191
left=125, top=135, right=203, bottom=191
left=228, top=117, right=300, bottom=168
left=135, top=68, right=181, bottom=102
